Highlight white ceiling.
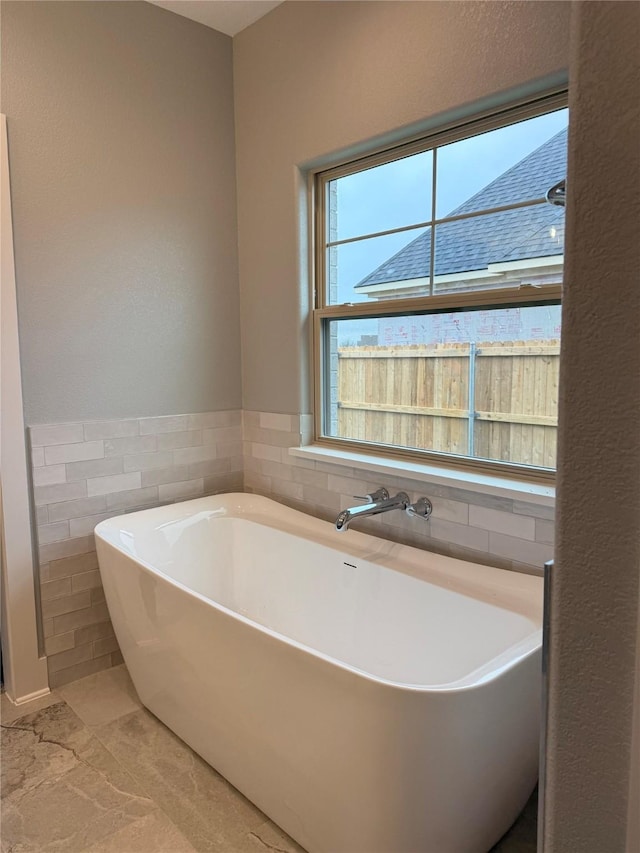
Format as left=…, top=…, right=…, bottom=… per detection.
left=147, top=0, right=283, bottom=37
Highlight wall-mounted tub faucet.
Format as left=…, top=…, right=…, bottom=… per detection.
left=335, top=489, right=433, bottom=531
left=335, top=489, right=410, bottom=532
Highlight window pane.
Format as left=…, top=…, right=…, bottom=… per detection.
left=324, top=305, right=560, bottom=469
left=433, top=204, right=564, bottom=295
left=329, top=150, right=432, bottom=243
left=436, top=109, right=568, bottom=218
left=328, top=228, right=430, bottom=305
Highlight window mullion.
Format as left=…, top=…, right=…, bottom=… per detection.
left=430, top=147, right=437, bottom=297
left=324, top=196, right=553, bottom=251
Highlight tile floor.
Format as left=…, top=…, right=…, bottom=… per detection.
left=1, top=665, right=537, bottom=852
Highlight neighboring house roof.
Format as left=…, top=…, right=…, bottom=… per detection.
left=356, top=128, right=567, bottom=289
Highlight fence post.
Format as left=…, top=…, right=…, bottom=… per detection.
left=329, top=325, right=338, bottom=436
left=468, top=343, right=477, bottom=457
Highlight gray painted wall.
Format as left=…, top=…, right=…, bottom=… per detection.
left=545, top=3, right=640, bottom=850
left=233, top=0, right=572, bottom=415
left=1, top=0, right=241, bottom=424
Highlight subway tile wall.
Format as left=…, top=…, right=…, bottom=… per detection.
left=242, top=411, right=554, bottom=575
left=28, top=408, right=554, bottom=689
left=29, top=411, right=243, bottom=688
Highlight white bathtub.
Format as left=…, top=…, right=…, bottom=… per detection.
left=95, top=493, right=543, bottom=853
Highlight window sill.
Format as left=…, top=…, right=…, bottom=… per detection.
left=288, top=445, right=555, bottom=506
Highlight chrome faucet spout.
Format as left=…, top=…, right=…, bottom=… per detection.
left=335, top=491, right=410, bottom=532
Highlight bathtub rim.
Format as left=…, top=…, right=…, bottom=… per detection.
left=95, top=492, right=543, bottom=695
left=95, top=493, right=542, bottom=605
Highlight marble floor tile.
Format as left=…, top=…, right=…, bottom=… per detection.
left=58, top=663, right=142, bottom=728
left=93, top=707, right=281, bottom=852
left=84, top=810, right=196, bottom=852
left=0, top=690, right=61, bottom=726
left=1, top=702, right=160, bottom=852
left=2, top=668, right=535, bottom=853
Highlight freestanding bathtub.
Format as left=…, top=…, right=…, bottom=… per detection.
left=95, top=493, right=543, bottom=853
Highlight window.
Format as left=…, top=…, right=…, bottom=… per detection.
left=313, top=96, right=568, bottom=480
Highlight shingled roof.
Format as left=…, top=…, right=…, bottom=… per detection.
left=356, top=128, right=567, bottom=289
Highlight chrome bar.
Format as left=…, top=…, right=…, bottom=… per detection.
left=537, top=558, right=554, bottom=853
left=545, top=180, right=566, bottom=207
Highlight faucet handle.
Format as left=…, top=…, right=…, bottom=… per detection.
left=406, top=497, right=433, bottom=520
left=353, top=487, right=389, bottom=503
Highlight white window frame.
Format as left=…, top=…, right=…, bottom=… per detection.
left=311, top=92, right=568, bottom=485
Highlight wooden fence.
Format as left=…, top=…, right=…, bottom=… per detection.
left=337, top=341, right=559, bottom=468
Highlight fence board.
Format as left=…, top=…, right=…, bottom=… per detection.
left=476, top=345, right=560, bottom=357
left=339, top=402, right=467, bottom=418
left=341, top=348, right=470, bottom=358
left=475, top=411, right=557, bottom=427
left=337, top=340, right=559, bottom=467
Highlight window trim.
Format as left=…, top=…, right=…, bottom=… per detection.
left=288, top=444, right=555, bottom=506
left=310, top=91, right=568, bottom=485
